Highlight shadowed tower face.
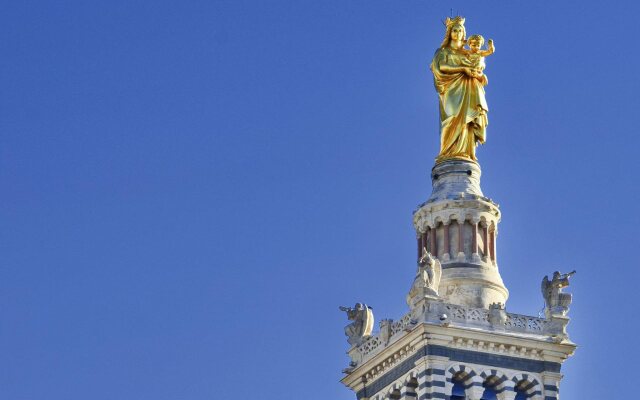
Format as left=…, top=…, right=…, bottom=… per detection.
left=339, top=16, right=576, bottom=400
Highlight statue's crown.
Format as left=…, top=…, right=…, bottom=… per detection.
left=444, top=16, right=465, bottom=27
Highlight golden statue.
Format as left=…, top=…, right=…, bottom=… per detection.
left=430, top=17, right=495, bottom=163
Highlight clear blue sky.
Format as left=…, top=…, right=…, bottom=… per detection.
left=1, top=1, right=637, bottom=399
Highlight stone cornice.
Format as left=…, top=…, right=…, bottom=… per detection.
left=341, top=322, right=576, bottom=392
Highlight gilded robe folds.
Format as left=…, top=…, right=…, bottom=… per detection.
left=431, top=47, right=488, bottom=162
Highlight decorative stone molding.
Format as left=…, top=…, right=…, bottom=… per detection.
left=357, top=336, right=383, bottom=358
left=413, top=201, right=499, bottom=234
left=352, top=314, right=414, bottom=362
left=505, top=312, right=548, bottom=333
left=444, top=303, right=489, bottom=324
left=349, top=302, right=554, bottom=367
left=362, top=344, right=416, bottom=381
left=449, top=337, right=542, bottom=360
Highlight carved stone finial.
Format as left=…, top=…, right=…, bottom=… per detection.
left=339, top=303, right=374, bottom=346
left=488, top=302, right=507, bottom=327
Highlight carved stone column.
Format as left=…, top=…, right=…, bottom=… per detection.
left=443, top=222, right=451, bottom=261
left=471, top=218, right=480, bottom=261
left=422, top=231, right=428, bottom=255
left=425, top=228, right=431, bottom=254
left=430, top=225, right=438, bottom=257
left=489, top=228, right=495, bottom=262
left=482, top=223, right=489, bottom=259
left=493, top=228, right=498, bottom=264
left=471, top=220, right=478, bottom=254
left=457, top=219, right=465, bottom=260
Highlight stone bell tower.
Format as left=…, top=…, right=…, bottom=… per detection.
left=339, top=16, right=576, bottom=400
left=413, top=160, right=507, bottom=309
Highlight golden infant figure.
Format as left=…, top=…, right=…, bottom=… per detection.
left=464, top=35, right=495, bottom=85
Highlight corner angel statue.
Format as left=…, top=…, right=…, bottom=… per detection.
left=339, top=303, right=374, bottom=346
left=541, top=271, right=576, bottom=317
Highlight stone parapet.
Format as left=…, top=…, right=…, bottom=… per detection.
left=341, top=322, right=575, bottom=400
left=347, top=301, right=568, bottom=369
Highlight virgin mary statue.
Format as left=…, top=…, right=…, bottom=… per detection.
left=430, top=16, right=489, bottom=162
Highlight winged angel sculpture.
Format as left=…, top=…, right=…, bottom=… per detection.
left=339, top=303, right=374, bottom=346
left=541, top=271, right=575, bottom=317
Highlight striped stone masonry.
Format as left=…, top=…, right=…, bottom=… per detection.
left=339, top=149, right=577, bottom=398
left=342, top=322, right=574, bottom=400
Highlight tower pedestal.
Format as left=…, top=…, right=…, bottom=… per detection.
left=340, top=157, right=576, bottom=399
left=413, top=160, right=508, bottom=308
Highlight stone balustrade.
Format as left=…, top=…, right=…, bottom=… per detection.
left=350, top=302, right=551, bottom=366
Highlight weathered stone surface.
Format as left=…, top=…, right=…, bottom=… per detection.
left=413, top=160, right=507, bottom=308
